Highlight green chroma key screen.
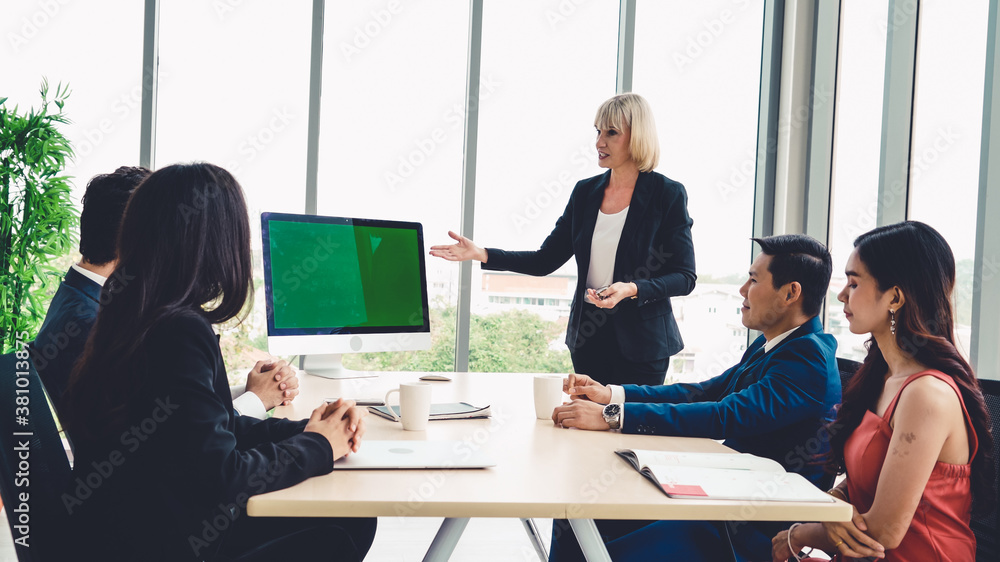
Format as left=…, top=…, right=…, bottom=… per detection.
left=266, top=217, right=426, bottom=331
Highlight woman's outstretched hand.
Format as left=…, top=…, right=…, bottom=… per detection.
left=429, top=230, right=488, bottom=262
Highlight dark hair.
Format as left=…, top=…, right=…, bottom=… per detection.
left=751, top=234, right=832, bottom=317
left=63, top=163, right=253, bottom=440
left=827, top=221, right=995, bottom=515
left=78, top=166, right=151, bottom=265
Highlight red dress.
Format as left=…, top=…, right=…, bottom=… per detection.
left=836, top=370, right=978, bottom=561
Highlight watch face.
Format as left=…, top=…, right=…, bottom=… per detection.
left=604, top=403, right=620, bottom=416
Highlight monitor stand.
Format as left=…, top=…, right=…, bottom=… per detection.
left=299, top=354, right=377, bottom=379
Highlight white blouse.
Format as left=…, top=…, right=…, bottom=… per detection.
left=586, top=206, right=629, bottom=290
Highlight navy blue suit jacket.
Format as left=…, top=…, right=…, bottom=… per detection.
left=29, top=267, right=101, bottom=401
left=68, top=313, right=328, bottom=560
left=483, top=171, right=696, bottom=361
left=622, top=316, right=840, bottom=486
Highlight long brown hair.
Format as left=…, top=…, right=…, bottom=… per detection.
left=827, top=221, right=994, bottom=514
left=63, top=163, right=253, bottom=441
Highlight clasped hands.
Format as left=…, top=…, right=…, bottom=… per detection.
left=551, top=373, right=616, bottom=430
left=304, top=398, right=368, bottom=462
left=245, top=359, right=300, bottom=410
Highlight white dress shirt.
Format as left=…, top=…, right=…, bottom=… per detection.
left=586, top=206, right=629, bottom=290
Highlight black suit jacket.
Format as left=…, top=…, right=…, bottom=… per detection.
left=30, top=267, right=101, bottom=401
left=483, top=171, right=696, bottom=361
left=67, top=313, right=332, bottom=561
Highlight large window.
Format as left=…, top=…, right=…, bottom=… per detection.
left=467, top=0, right=619, bottom=373
left=316, top=1, right=469, bottom=371
left=633, top=0, right=765, bottom=382
left=826, top=0, right=890, bottom=361
left=4, top=1, right=144, bottom=215
left=156, top=0, right=313, bottom=377
left=907, top=0, right=989, bottom=359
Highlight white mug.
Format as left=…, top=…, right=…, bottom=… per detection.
left=384, top=382, right=432, bottom=431
left=533, top=374, right=564, bottom=420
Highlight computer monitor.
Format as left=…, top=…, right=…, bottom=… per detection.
left=261, top=212, right=431, bottom=378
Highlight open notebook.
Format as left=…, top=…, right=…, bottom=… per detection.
left=616, top=449, right=834, bottom=503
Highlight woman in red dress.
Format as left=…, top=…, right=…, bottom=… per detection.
left=771, top=221, right=994, bottom=562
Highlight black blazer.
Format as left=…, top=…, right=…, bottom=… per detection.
left=66, top=313, right=333, bottom=560
left=30, top=267, right=101, bottom=401
left=484, top=171, right=696, bottom=362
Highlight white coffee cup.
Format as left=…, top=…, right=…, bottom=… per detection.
left=384, top=382, right=432, bottom=431
left=533, top=374, right=564, bottom=420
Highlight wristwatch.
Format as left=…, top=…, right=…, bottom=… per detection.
left=602, top=403, right=621, bottom=430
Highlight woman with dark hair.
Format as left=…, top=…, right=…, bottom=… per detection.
left=62, top=163, right=376, bottom=561
left=772, top=221, right=994, bottom=562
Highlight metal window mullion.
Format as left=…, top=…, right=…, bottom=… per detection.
left=773, top=0, right=815, bottom=236
left=752, top=0, right=785, bottom=248
left=971, top=0, right=1000, bottom=380
left=803, top=0, right=840, bottom=245
left=876, top=0, right=919, bottom=226
left=139, top=0, right=159, bottom=169
left=616, top=0, right=636, bottom=94
left=748, top=0, right=785, bottom=345
left=304, top=0, right=325, bottom=215
left=455, top=0, right=484, bottom=373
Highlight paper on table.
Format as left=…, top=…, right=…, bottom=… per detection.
left=616, top=449, right=834, bottom=503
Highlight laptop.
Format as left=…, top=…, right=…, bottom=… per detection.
left=334, top=440, right=497, bottom=470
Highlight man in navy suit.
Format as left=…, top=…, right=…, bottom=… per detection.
left=550, top=234, right=840, bottom=561
left=29, top=166, right=296, bottom=418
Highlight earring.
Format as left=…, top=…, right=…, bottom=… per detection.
left=890, top=309, right=896, bottom=335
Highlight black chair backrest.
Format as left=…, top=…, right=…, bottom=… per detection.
left=0, top=351, right=73, bottom=561
left=974, top=378, right=1000, bottom=562
left=836, top=357, right=861, bottom=392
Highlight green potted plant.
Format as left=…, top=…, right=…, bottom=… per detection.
left=0, top=80, right=77, bottom=353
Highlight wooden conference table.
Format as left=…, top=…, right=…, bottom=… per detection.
left=247, top=372, right=852, bottom=561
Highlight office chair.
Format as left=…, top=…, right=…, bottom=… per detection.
left=0, top=352, right=73, bottom=561
left=836, top=357, right=861, bottom=391
left=973, top=378, right=999, bottom=562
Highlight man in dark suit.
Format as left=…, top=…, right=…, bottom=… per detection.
left=29, top=166, right=296, bottom=418
left=550, top=234, right=841, bottom=561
